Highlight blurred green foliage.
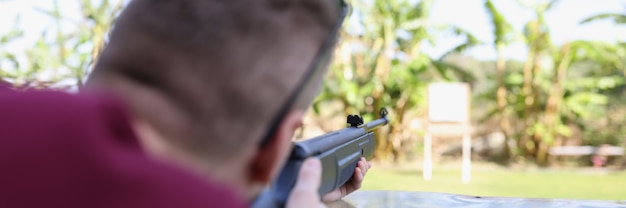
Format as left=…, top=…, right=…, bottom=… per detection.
left=0, top=0, right=123, bottom=88
left=313, top=0, right=479, bottom=161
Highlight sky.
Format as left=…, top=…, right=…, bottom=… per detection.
left=1, top=0, right=626, bottom=62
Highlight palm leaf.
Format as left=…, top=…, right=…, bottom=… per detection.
left=484, top=0, right=515, bottom=45
left=431, top=58, right=476, bottom=82
left=580, top=13, right=626, bottom=24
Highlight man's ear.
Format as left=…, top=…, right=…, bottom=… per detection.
left=248, top=110, right=305, bottom=185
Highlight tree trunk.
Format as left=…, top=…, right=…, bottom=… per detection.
left=372, top=40, right=393, bottom=161
left=528, top=52, right=543, bottom=159
left=520, top=47, right=536, bottom=157
left=389, top=94, right=409, bottom=163
left=538, top=43, right=572, bottom=166
left=495, top=44, right=512, bottom=161
left=372, top=90, right=393, bottom=161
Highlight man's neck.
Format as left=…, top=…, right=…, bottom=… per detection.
left=131, top=118, right=261, bottom=201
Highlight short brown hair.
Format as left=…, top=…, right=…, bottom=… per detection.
left=88, top=0, right=340, bottom=161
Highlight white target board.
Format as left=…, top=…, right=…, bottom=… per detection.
left=427, top=83, right=470, bottom=123
left=424, top=82, right=471, bottom=183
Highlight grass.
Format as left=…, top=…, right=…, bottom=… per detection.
left=361, top=162, right=626, bottom=200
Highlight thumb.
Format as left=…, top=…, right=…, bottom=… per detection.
left=293, top=158, right=322, bottom=193
left=286, top=158, right=324, bottom=208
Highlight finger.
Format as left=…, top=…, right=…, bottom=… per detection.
left=343, top=167, right=362, bottom=195
left=353, top=166, right=364, bottom=183
left=357, top=158, right=366, bottom=169
left=294, top=158, right=322, bottom=191
left=322, top=188, right=342, bottom=202
left=358, top=160, right=367, bottom=176
left=325, top=160, right=367, bottom=203
left=362, top=158, right=371, bottom=174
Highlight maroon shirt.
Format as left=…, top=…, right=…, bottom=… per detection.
left=0, top=88, right=246, bottom=208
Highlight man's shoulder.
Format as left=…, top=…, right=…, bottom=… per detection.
left=0, top=89, right=141, bottom=153
left=0, top=90, right=246, bottom=208
left=0, top=89, right=121, bottom=129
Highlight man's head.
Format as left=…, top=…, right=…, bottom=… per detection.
left=87, top=0, right=344, bottom=201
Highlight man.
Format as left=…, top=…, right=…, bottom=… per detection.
left=86, top=0, right=370, bottom=205
left=0, top=0, right=368, bottom=207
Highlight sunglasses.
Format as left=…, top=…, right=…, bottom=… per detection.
left=258, top=0, right=350, bottom=147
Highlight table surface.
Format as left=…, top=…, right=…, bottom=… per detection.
left=326, top=191, right=626, bottom=208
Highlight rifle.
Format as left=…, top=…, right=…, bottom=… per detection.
left=253, top=107, right=390, bottom=207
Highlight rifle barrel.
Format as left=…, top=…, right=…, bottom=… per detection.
left=363, top=117, right=388, bottom=131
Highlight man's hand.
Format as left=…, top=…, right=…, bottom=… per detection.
left=285, top=157, right=371, bottom=207
left=286, top=158, right=326, bottom=208
left=322, top=157, right=371, bottom=202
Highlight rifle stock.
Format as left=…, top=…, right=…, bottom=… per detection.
left=253, top=108, right=389, bottom=207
